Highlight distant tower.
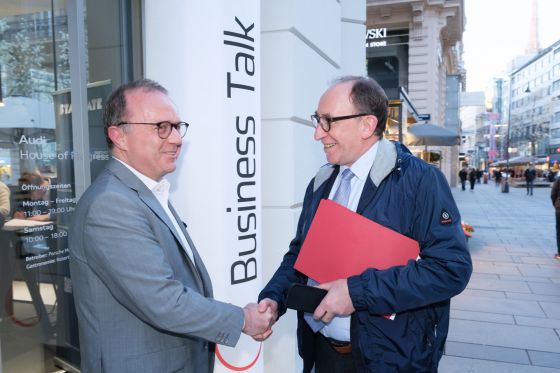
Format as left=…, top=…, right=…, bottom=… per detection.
left=525, top=0, right=540, bottom=54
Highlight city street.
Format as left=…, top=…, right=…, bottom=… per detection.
left=440, top=181, right=560, bottom=372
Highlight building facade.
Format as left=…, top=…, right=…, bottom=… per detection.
left=508, top=39, right=560, bottom=162
left=485, top=39, right=560, bottom=172
left=459, top=91, right=486, bottom=167
left=366, top=0, right=465, bottom=186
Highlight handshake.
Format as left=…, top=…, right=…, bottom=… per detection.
left=241, top=298, right=278, bottom=341
left=240, top=279, right=354, bottom=342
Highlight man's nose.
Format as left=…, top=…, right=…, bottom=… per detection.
left=314, top=124, right=326, bottom=141
left=168, top=126, right=183, bottom=143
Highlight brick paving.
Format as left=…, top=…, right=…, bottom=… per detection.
left=440, top=181, right=560, bottom=372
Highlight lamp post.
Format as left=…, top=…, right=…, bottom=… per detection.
left=502, top=75, right=514, bottom=193
left=0, top=64, right=4, bottom=107
left=503, top=123, right=510, bottom=192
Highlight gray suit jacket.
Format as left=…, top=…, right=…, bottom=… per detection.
left=69, top=159, right=243, bottom=373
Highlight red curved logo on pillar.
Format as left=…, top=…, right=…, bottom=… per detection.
left=215, top=343, right=262, bottom=371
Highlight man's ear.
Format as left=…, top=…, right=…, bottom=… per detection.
left=108, top=126, right=127, bottom=150
left=361, top=115, right=378, bottom=139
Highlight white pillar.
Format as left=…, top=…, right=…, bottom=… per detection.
left=144, top=1, right=263, bottom=371
left=260, top=1, right=365, bottom=372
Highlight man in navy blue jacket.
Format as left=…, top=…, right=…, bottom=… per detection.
left=257, top=76, right=472, bottom=372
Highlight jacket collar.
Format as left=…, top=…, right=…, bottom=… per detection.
left=105, top=159, right=174, bottom=230
left=105, top=159, right=208, bottom=294
left=106, top=158, right=148, bottom=192
left=368, top=137, right=398, bottom=187
left=313, top=137, right=399, bottom=192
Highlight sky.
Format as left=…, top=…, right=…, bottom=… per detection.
left=463, top=0, right=560, bottom=92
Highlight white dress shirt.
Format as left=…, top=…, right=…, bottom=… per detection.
left=114, top=158, right=196, bottom=264
left=321, top=141, right=379, bottom=342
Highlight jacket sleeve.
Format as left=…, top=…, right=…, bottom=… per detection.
left=258, top=180, right=315, bottom=316
left=552, top=180, right=559, bottom=206
left=348, top=166, right=473, bottom=314
left=75, top=190, right=244, bottom=346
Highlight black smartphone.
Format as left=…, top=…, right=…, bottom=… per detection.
left=286, top=283, right=328, bottom=313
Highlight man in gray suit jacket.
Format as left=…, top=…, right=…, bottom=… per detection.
left=69, top=79, right=273, bottom=372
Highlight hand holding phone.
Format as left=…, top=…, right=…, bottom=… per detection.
left=285, top=283, right=327, bottom=313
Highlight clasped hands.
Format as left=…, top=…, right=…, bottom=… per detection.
left=242, top=302, right=276, bottom=340
left=244, top=278, right=355, bottom=342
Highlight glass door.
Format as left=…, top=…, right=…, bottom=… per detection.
left=0, top=1, right=141, bottom=371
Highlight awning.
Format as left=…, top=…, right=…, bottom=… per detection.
left=490, top=156, right=547, bottom=167
left=507, top=155, right=546, bottom=165
left=405, top=123, right=460, bottom=146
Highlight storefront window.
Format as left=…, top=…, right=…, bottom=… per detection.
left=385, top=100, right=402, bottom=142
left=0, top=1, right=140, bottom=371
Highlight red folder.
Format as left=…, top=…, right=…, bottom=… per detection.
left=294, top=199, right=420, bottom=284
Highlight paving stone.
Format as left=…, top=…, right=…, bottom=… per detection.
left=448, top=319, right=560, bottom=353
left=444, top=185, right=559, bottom=371
left=527, top=282, right=560, bottom=296
left=505, top=292, right=560, bottom=303
left=452, top=294, right=544, bottom=317
left=483, top=247, right=510, bottom=253
left=469, top=272, right=500, bottom=280
left=528, top=350, right=560, bottom=369
left=472, top=262, right=522, bottom=275
left=444, top=341, right=530, bottom=364
left=511, top=255, right=525, bottom=263
left=459, top=288, right=507, bottom=299
left=515, top=315, right=560, bottom=329
left=495, top=262, right=540, bottom=269
left=499, top=274, right=553, bottom=283
left=521, top=257, right=559, bottom=265
left=467, top=277, right=532, bottom=293
left=451, top=309, right=515, bottom=324
left=470, top=253, right=516, bottom=262
left=506, top=248, right=543, bottom=255
left=540, top=302, right=560, bottom=319
left=440, top=355, right=560, bottom=372
left=519, top=267, right=560, bottom=278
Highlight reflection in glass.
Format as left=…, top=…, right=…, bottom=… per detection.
left=0, top=1, right=77, bottom=372
left=1, top=0, right=141, bottom=371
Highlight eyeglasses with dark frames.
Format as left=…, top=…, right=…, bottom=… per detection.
left=116, top=121, right=189, bottom=139
left=310, top=113, right=372, bottom=132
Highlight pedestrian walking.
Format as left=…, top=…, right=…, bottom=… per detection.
left=551, top=176, right=560, bottom=260
left=459, top=165, right=468, bottom=191
left=493, top=169, right=502, bottom=186
left=524, top=163, right=537, bottom=196
left=468, top=168, right=476, bottom=191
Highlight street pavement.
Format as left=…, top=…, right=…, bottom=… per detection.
left=440, top=180, right=560, bottom=372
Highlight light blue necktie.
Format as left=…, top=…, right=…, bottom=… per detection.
left=304, top=168, right=355, bottom=332
left=331, top=168, right=355, bottom=208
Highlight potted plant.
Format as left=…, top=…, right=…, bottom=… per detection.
left=461, top=222, right=474, bottom=240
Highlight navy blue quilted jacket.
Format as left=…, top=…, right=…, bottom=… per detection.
left=259, top=139, right=472, bottom=372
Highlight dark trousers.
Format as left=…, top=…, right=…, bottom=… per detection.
left=556, top=211, right=560, bottom=255
left=526, top=180, right=534, bottom=195
left=469, top=180, right=475, bottom=190
left=313, top=333, right=355, bottom=373
left=461, top=180, right=466, bottom=190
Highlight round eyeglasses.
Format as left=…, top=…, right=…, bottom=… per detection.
left=116, top=121, right=189, bottom=139
left=310, top=113, right=372, bottom=132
